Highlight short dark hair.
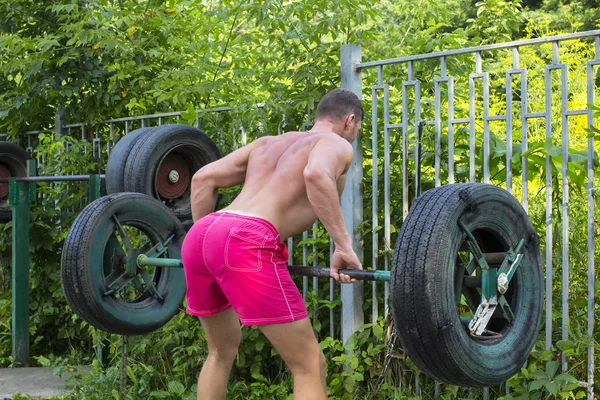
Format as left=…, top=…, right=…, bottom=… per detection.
left=315, top=88, right=364, bottom=122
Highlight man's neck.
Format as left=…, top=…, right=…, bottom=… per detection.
left=310, top=120, right=337, bottom=134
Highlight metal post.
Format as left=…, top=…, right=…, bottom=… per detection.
left=340, top=44, right=364, bottom=345
left=88, top=174, right=102, bottom=201
left=10, top=160, right=35, bottom=366
left=55, top=107, right=68, bottom=138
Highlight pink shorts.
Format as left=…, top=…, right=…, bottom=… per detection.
left=181, top=212, right=308, bottom=325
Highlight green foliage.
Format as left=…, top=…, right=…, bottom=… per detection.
left=499, top=344, right=584, bottom=399
left=1, top=0, right=599, bottom=398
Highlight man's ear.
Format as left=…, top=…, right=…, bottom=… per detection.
left=345, top=113, right=356, bottom=129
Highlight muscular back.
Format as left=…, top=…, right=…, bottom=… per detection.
left=219, top=131, right=350, bottom=240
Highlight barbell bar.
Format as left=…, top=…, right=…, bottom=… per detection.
left=135, top=252, right=509, bottom=282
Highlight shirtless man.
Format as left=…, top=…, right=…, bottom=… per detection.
left=181, top=88, right=364, bottom=400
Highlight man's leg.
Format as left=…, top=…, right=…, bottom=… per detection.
left=259, top=318, right=327, bottom=400
left=197, top=308, right=241, bottom=400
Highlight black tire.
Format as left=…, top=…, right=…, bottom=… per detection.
left=105, top=128, right=155, bottom=194
left=0, top=142, right=31, bottom=223
left=391, top=183, right=542, bottom=387
left=181, top=219, right=194, bottom=233
left=123, top=124, right=221, bottom=220
left=61, top=192, right=186, bottom=335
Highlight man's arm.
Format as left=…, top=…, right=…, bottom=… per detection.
left=190, top=138, right=262, bottom=221
left=303, top=135, right=354, bottom=251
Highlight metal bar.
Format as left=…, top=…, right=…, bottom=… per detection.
left=371, top=84, right=379, bottom=324
left=138, top=257, right=182, bottom=268
left=340, top=44, right=364, bottom=345
left=416, top=121, right=423, bottom=196
left=487, top=115, right=507, bottom=121
left=469, top=75, right=476, bottom=182
left=11, top=177, right=32, bottom=366
left=560, top=62, right=569, bottom=374
left=330, top=240, right=335, bottom=338
left=544, top=64, right=553, bottom=354
left=88, top=175, right=102, bottom=201
left=525, top=112, right=545, bottom=119
left=506, top=70, right=514, bottom=193
left=434, top=78, right=443, bottom=187
left=0, top=174, right=106, bottom=183
left=451, top=117, right=470, bottom=124
left=287, top=266, right=391, bottom=281
left=139, top=256, right=392, bottom=282
left=414, top=80, right=422, bottom=197
left=521, top=68, right=529, bottom=212
left=481, top=267, right=497, bottom=300
left=60, top=104, right=269, bottom=128
left=303, top=230, right=308, bottom=300
left=483, top=72, right=490, bottom=183
left=448, top=77, right=455, bottom=184
left=240, top=126, right=246, bottom=147
left=565, top=109, right=588, bottom=116
left=383, top=85, right=391, bottom=314
left=356, top=30, right=600, bottom=69
left=586, top=57, right=596, bottom=400
left=385, top=123, right=403, bottom=129
left=402, top=82, right=409, bottom=219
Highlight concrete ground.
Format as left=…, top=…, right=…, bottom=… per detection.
left=0, top=367, right=90, bottom=399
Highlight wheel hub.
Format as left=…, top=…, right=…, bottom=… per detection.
left=156, top=153, right=190, bottom=199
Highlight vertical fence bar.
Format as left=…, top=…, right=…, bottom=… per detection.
left=383, top=85, right=391, bottom=314
left=519, top=56, right=529, bottom=211
left=303, top=230, right=308, bottom=300
left=544, top=63, right=554, bottom=354
left=414, top=81, right=421, bottom=197
left=340, top=44, right=364, bottom=345
left=372, top=81, right=380, bottom=324
left=434, top=57, right=445, bottom=187
left=483, top=72, right=490, bottom=183
left=585, top=41, right=598, bottom=399
left=558, top=46, right=570, bottom=373
left=505, top=68, right=514, bottom=193
left=240, top=127, right=246, bottom=147
left=448, top=77, right=455, bottom=184
left=402, top=77, right=409, bottom=219
left=109, top=122, right=115, bottom=154
left=330, top=240, right=335, bottom=338
left=469, top=74, right=476, bottom=183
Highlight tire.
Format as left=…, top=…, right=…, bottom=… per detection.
left=181, top=219, right=194, bottom=233
left=123, top=124, right=221, bottom=220
left=105, top=128, right=155, bottom=194
left=391, top=183, right=542, bottom=387
left=0, top=142, right=31, bottom=223
left=61, top=192, right=187, bottom=335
